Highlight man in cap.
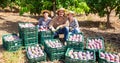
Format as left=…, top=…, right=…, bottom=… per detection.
left=49, top=8, right=69, bottom=41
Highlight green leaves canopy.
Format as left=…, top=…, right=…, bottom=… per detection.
left=0, top=0, right=90, bottom=15
left=86, top=0, right=120, bottom=18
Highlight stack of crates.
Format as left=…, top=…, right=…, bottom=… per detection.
left=65, top=48, right=96, bottom=63
left=44, top=39, right=66, bottom=61
left=38, top=27, right=54, bottom=44
left=26, top=44, right=47, bottom=63
left=2, top=34, right=22, bottom=51
left=18, top=22, right=38, bottom=46
left=66, top=33, right=84, bottom=49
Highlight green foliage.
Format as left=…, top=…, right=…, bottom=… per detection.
left=0, top=0, right=90, bottom=15
left=86, top=0, right=120, bottom=19
left=18, top=0, right=53, bottom=15
left=56, top=0, right=90, bottom=14
left=0, top=0, right=15, bottom=9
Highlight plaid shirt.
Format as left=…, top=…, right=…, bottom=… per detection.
left=69, top=18, right=79, bottom=28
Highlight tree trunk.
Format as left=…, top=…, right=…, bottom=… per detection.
left=53, top=0, right=56, bottom=17
left=106, top=12, right=110, bottom=28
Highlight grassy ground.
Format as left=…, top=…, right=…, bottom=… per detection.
left=0, top=11, right=120, bottom=63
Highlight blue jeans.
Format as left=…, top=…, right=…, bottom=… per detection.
left=54, top=27, right=69, bottom=41
left=71, top=28, right=80, bottom=34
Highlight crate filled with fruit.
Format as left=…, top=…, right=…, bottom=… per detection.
left=2, top=34, right=22, bottom=51
left=26, top=44, right=46, bottom=63
left=18, top=22, right=38, bottom=38
left=44, top=39, right=66, bottom=54
left=66, top=33, right=84, bottom=49
left=65, top=48, right=96, bottom=63
left=38, top=26, right=54, bottom=43
left=98, top=51, right=119, bottom=63
left=86, top=36, right=105, bottom=51
left=18, top=22, right=38, bottom=46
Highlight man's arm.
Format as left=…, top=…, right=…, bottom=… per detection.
left=49, top=17, right=56, bottom=31
left=56, top=19, right=69, bottom=30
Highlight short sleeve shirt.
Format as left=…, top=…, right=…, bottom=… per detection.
left=38, top=17, right=51, bottom=27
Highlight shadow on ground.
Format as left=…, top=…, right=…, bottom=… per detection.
left=0, top=20, right=37, bottom=33
left=78, top=20, right=115, bottom=29
left=0, top=21, right=20, bottom=33
left=0, top=45, right=4, bottom=53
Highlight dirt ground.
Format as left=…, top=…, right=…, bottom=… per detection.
left=0, top=11, right=120, bottom=63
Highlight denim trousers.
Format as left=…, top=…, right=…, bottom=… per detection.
left=54, top=27, right=80, bottom=41
left=71, top=27, right=80, bottom=34
left=54, top=27, right=69, bottom=41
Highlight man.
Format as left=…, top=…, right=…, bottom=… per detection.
left=49, top=8, right=69, bottom=41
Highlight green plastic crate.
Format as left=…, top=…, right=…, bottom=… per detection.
left=2, top=34, right=22, bottom=51
left=38, top=31, right=54, bottom=43
left=26, top=44, right=46, bottom=63
left=19, top=31, right=38, bottom=39
left=18, top=22, right=38, bottom=39
left=86, top=36, right=105, bottom=52
left=65, top=48, right=96, bottom=63
left=23, top=37, right=38, bottom=46
left=98, top=50, right=119, bottom=63
left=66, top=33, right=84, bottom=49
left=47, top=52, right=65, bottom=61
left=44, top=39, right=66, bottom=54
left=39, top=31, right=54, bottom=37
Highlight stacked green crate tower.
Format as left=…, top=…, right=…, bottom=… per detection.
left=18, top=22, right=38, bottom=46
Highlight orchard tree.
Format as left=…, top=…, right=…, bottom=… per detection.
left=86, top=0, right=120, bottom=27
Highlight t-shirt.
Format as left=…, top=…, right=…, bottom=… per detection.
left=69, top=18, right=79, bottom=28
left=49, top=16, right=68, bottom=28
left=38, top=17, right=51, bottom=27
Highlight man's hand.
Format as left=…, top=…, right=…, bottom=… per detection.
left=56, top=25, right=63, bottom=31
left=69, top=27, right=72, bottom=30
left=52, top=27, right=56, bottom=31
left=56, top=26, right=60, bottom=31
left=49, top=26, right=56, bottom=32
